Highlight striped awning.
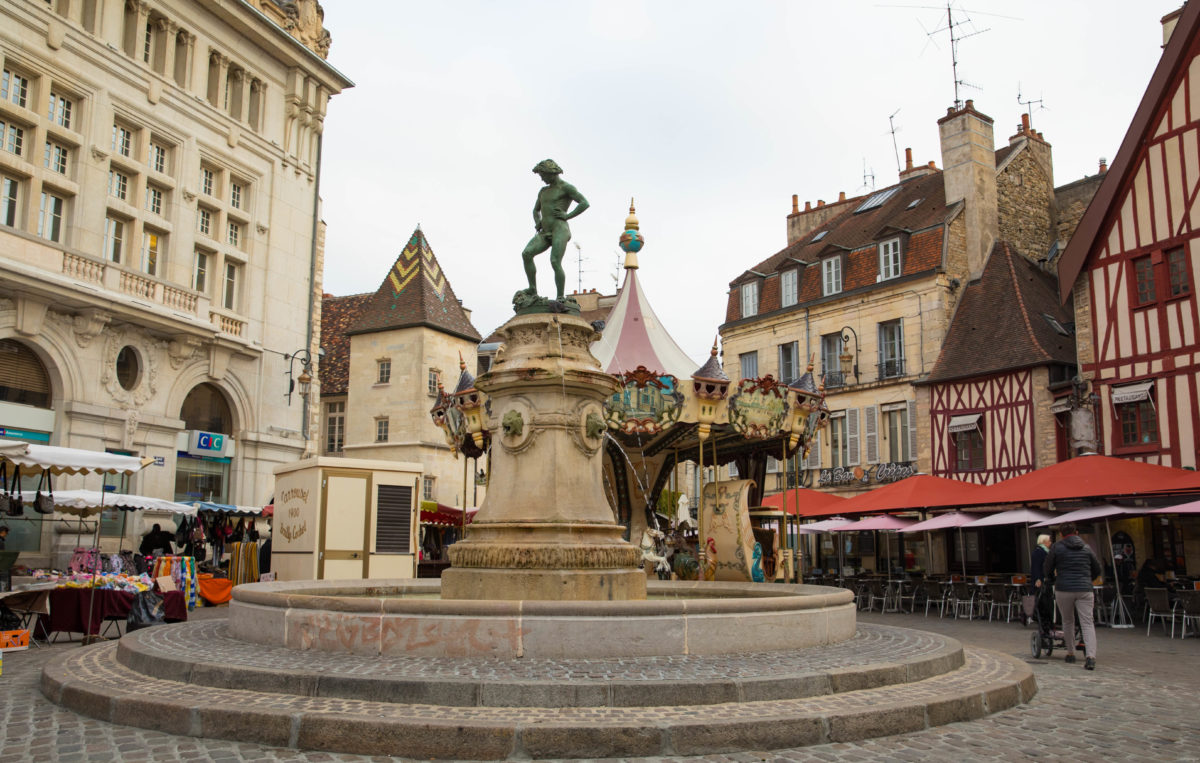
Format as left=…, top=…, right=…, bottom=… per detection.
left=1110, top=380, right=1154, bottom=404
left=947, top=413, right=981, bottom=433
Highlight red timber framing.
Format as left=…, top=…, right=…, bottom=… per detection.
left=1059, top=4, right=1200, bottom=469
left=929, top=370, right=1035, bottom=485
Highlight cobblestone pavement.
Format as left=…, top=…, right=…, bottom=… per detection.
left=1, top=606, right=1197, bottom=762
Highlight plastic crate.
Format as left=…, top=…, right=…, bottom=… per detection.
left=0, top=629, right=30, bottom=652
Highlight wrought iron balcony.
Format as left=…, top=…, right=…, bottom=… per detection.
left=877, top=358, right=905, bottom=380
left=823, top=370, right=846, bottom=389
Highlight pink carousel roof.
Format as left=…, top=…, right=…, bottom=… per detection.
left=590, top=204, right=698, bottom=379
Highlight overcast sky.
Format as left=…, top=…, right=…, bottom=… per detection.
left=318, top=1, right=1181, bottom=362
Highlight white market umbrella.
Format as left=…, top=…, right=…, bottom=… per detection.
left=831, top=515, right=915, bottom=576
left=798, top=518, right=851, bottom=576
left=21, top=489, right=196, bottom=516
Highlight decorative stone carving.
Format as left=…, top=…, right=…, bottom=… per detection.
left=255, top=222, right=268, bottom=235
left=72, top=309, right=112, bottom=348
left=501, top=410, right=523, bottom=438
left=585, top=411, right=606, bottom=441
left=167, top=335, right=202, bottom=369
left=91, top=145, right=109, bottom=161
left=123, top=409, right=141, bottom=450
left=101, top=329, right=159, bottom=408
left=182, top=189, right=196, bottom=202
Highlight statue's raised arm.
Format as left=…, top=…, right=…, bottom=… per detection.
left=520, top=159, right=588, bottom=303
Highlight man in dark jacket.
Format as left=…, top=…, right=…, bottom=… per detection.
left=1044, top=522, right=1103, bottom=670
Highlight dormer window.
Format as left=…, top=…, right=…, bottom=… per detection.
left=879, top=237, right=902, bottom=280
left=781, top=269, right=798, bottom=307
left=822, top=257, right=842, bottom=296
left=740, top=281, right=759, bottom=318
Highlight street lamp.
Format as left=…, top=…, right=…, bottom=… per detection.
left=285, top=347, right=325, bottom=406
left=839, top=326, right=860, bottom=385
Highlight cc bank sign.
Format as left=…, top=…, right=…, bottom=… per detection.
left=187, top=430, right=230, bottom=457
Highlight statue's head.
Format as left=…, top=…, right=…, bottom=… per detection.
left=532, top=159, right=563, bottom=176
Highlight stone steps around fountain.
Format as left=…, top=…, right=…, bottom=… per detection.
left=113, top=621, right=964, bottom=708
left=42, top=636, right=1035, bottom=760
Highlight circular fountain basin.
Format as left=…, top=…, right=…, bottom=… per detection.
left=230, top=579, right=855, bottom=659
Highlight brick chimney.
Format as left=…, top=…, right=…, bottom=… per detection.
left=899, top=146, right=938, bottom=180
left=939, top=99, right=998, bottom=281
left=1006, top=112, right=1054, bottom=186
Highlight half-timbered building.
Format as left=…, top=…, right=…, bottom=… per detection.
left=1059, top=3, right=1200, bottom=469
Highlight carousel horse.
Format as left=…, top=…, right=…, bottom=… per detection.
left=639, top=526, right=671, bottom=576
left=751, top=542, right=765, bottom=582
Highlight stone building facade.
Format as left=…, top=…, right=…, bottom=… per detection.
left=0, top=0, right=350, bottom=565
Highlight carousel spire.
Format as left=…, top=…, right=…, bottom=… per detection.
left=618, top=198, right=644, bottom=270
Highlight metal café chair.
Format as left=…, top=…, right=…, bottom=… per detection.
left=1178, top=590, right=1200, bottom=639
left=951, top=581, right=977, bottom=620
left=892, top=579, right=917, bottom=613
left=866, top=579, right=890, bottom=612
left=1145, top=587, right=1179, bottom=637
left=922, top=579, right=947, bottom=618
left=987, top=582, right=1016, bottom=622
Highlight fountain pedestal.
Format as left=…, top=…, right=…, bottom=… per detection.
left=441, top=313, right=646, bottom=601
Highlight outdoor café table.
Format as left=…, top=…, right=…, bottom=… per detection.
left=43, top=587, right=186, bottom=637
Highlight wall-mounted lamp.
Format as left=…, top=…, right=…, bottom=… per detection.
left=285, top=347, right=326, bottom=406
left=840, top=326, right=860, bottom=385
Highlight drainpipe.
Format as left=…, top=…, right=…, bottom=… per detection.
left=804, top=308, right=810, bottom=372
left=303, top=132, right=324, bottom=451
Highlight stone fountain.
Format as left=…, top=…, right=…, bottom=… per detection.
left=41, top=162, right=1036, bottom=758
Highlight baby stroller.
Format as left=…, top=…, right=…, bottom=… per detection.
left=1029, top=583, right=1083, bottom=659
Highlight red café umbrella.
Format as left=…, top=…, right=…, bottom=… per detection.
left=961, top=453, right=1200, bottom=506
left=836, top=474, right=988, bottom=515
left=759, top=487, right=847, bottom=517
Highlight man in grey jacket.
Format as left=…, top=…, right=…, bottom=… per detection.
left=1044, top=522, right=1103, bottom=670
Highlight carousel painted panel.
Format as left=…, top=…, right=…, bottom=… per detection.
left=727, top=376, right=789, bottom=440
left=604, top=367, right=685, bottom=435
left=700, top=479, right=764, bottom=583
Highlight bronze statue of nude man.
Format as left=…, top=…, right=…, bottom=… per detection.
left=521, top=159, right=589, bottom=300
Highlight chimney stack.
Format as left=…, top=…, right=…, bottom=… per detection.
left=792, top=194, right=799, bottom=214
left=1099, top=157, right=1108, bottom=174
left=939, top=100, right=998, bottom=281
left=838, top=191, right=846, bottom=202
left=905, top=147, right=914, bottom=171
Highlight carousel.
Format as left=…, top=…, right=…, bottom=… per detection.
left=432, top=202, right=830, bottom=583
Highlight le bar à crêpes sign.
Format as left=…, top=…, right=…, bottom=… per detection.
left=819, top=461, right=916, bottom=487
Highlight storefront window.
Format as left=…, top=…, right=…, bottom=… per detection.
left=174, top=453, right=229, bottom=503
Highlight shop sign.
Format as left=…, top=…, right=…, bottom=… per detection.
left=187, top=430, right=229, bottom=457
left=153, top=456, right=165, bottom=467
left=0, top=427, right=50, bottom=442
left=818, top=461, right=916, bottom=487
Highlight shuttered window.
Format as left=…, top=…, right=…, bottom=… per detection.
left=0, top=339, right=51, bottom=407
left=846, top=408, right=860, bottom=466
left=375, top=484, right=413, bottom=554
left=864, top=405, right=879, bottom=464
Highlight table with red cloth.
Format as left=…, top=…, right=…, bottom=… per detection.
left=43, top=588, right=187, bottom=636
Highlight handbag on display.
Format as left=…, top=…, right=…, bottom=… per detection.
left=0, top=463, right=10, bottom=515
left=5, top=466, right=23, bottom=517
left=33, top=468, right=55, bottom=515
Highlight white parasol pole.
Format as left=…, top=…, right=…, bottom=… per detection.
left=1103, top=517, right=1134, bottom=628
left=83, top=478, right=105, bottom=645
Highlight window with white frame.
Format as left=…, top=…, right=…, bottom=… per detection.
left=1, top=120, right=25, bottom=156
left=38, top=192, right=64, bottom=242
left=878, top=320, right=904, bottom=378
left=44, top=141, right=68, bottom=174
left=822, top=257, right=842, bottom=296
left=149, top=141, right=167, bottom=173
left=145, top=185, right=163, bottom=215
left=112, top=123, right=133, bottom=157
left=376, top=417, right=390, bottom=443
left=377, top=358, right=392, bottom=384
left=879, top=237, right=901, bottom=280
left=428, top=368, right=440, bottom=395
left=197, top=208, right=212, bottom=236
left=779, top=341, right=798, bottom=383
left=230, top=181, right=244, bottom=210
left=102, top=216, right=125, bottom=263
left=1, top=69, right=29, bottom=108
left=781, top=269, right=799, bottom=307
left=739, top=351, right=758, bottom=381
left=821, top=333, right=844, bottom=386
left=142, top=230, right=163, bottom=275
left=740, top=281, right=759, bottom=318
left=881, top=403, right=911, bottom=463
left=325, top=401, right=345, bottom=454
left=200, top=166, right=215, bottom=196
left=109, top=170, right=128, bottom=200
left=829, top=412, right=849, bottom=468
left=422, top=475, right=435, bottom=500
left=222, top=262, right=239, bottom=309
left=48, top=92, right=73, bottom=129
left=1, top=175, right=18, bottom=227
left=227, top=221, right=242, bottom=248
left=193, top=250, right=209, bottom=292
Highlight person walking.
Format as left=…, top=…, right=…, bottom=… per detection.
left=1044, top=522, right=1103, bottom=670
left=1028, top=533, right=1053, bottom=627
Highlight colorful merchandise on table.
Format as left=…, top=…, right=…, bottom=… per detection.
left=35, top=569, right=154, bottom=592
left=152, top=556, right=198, bottom=611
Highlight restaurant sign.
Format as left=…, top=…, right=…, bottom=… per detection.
left=818, top=461, right=916, bottom=487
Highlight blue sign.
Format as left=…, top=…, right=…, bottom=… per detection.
left=0, top=427, right=51, bottom=443
left=196, top=432, right=224, bottom=451
left=153, top=456, right=165, bottom=467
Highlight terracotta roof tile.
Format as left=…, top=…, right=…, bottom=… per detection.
left=925, top=241, right=1075, bottom=383
left=345, top=228, right=482, bottom=342
left=319, top=292, right=372, bottom=395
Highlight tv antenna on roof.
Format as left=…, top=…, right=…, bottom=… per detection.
left=574, top=241, right=584, bottom=294
left=888, top=108, right=902, bottom=174
left=919, top=3, right=991, bottom=109
left=861, top=158, right=876, bottom=192
left=1017, top=83, right=1047, bottom=127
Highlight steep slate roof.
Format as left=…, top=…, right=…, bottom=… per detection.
left=319, top=292, right=372, bottom=395
left=924, top=241, right=1075, bottom=384
left=345, top=228, right=482, bottom=342
left=724, top=171, right=951, bottom=324
left=1058, top=1, right=1200, bottom=302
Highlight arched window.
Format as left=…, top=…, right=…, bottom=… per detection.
left=180, top=382, right=232, bottom=433
left=0, top=339, right=52, bottom=408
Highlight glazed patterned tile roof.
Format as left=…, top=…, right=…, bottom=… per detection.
left=925, top=241, right=1076, bottom=384
left=724, top=172, right=951, bottom=323
left=319, top=292, right=372, bottom=396
left=345, top=228, right=482, bottom=342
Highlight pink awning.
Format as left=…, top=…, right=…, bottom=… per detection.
left=835, top=474, right=987, bottom=514
left=1030, top=504, right=1142, bottom=527
left=900, top=512, right=985, bottom=532
left=962, top=508, right=1057, bottom=528
left=797, top=517, right=852, bottom=533
left=830, top=515, right=915, bottom=532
